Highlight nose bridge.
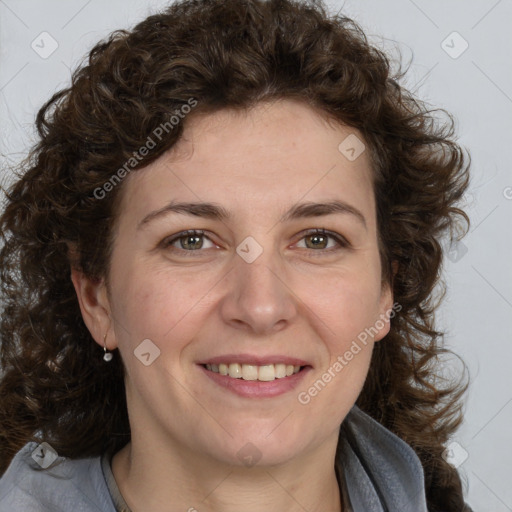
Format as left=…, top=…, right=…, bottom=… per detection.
left=221, top=236, right=297, bottom=332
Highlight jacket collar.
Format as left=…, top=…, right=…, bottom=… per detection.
left=336, top=405, right=429, bottom=512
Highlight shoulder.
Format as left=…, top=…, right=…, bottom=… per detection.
left=0, top=441, right=116, bottom=512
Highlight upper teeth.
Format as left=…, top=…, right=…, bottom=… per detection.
left=205, top=363, right=301, bottom=381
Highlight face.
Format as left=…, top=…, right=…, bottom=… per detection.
left=75, top=99, right=393, bottom=467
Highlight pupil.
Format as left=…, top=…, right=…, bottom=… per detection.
left=183, top=235, right=202, bottom=250
left=307, top=234, right=326, bottom=249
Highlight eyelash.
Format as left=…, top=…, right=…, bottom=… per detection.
left=160, top=228, right=350, bottom=257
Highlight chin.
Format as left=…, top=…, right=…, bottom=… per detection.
left=205, top=428, right=312, bottom=469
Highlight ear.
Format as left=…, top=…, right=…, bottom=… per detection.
left=70, top=268, right=116, bottom=350
left=374, top=260, right=399, bottom=342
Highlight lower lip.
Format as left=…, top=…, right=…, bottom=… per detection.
left=198, top=365, right=311, bottom=398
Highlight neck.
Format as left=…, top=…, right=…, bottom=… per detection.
left=111, top=431, right=343, bottom=512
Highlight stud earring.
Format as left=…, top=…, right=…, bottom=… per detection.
left=103, top=333, right=113, bottom=362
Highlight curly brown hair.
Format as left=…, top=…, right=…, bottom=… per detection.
left=0, top=0, right=471, bottom=509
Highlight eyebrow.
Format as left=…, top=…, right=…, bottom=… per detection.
left=138, top=199, right=367, bottom=230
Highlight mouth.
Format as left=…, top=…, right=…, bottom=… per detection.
left=197, top=356, right=312, bottom=398
left=202, top=362, right=304, bottom=381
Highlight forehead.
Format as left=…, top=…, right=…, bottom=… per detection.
left=119, top=100, right=375, bottom=225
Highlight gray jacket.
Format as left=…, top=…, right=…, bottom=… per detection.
left=0, top=405, right=473, bottom=511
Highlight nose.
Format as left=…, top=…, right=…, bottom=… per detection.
left=218, top=245, right=299, bottom=336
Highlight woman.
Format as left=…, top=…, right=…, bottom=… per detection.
left=0, top=0, right=473, bottom=510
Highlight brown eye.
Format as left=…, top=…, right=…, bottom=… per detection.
left=296, top=228, right=349, bottom=253
left=304, top=232, right=330, bottom=250
left=162, top=229, right=216, bottom=255
left=177, top=233, right=204, bottom=250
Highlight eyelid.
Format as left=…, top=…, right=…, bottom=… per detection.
left=160, top=229, right=215, bottom=252
left=160, top=228, right=350, bottom=255
left=294, top=228, right=350, bottom=252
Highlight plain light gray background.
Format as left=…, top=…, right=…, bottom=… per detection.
left=1, top=1, right=511, bottom=510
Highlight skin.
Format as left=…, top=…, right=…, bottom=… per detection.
left=71, top=99, right=394, bottom=512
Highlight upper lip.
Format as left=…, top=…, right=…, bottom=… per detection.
left=197, top=354, right=311, bottom=367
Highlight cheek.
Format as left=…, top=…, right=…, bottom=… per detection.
left=299, top=268, right=384, bottom=392
left=305, top=269, right=384, bottom=335
left=296, top=276, right=379, bottom=419
left=110, top=259, right=216, bottom=350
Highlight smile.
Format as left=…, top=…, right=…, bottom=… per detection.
left=204, top=363, right=302, bottom=381
left=199, top=361, right=311, bottom=398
